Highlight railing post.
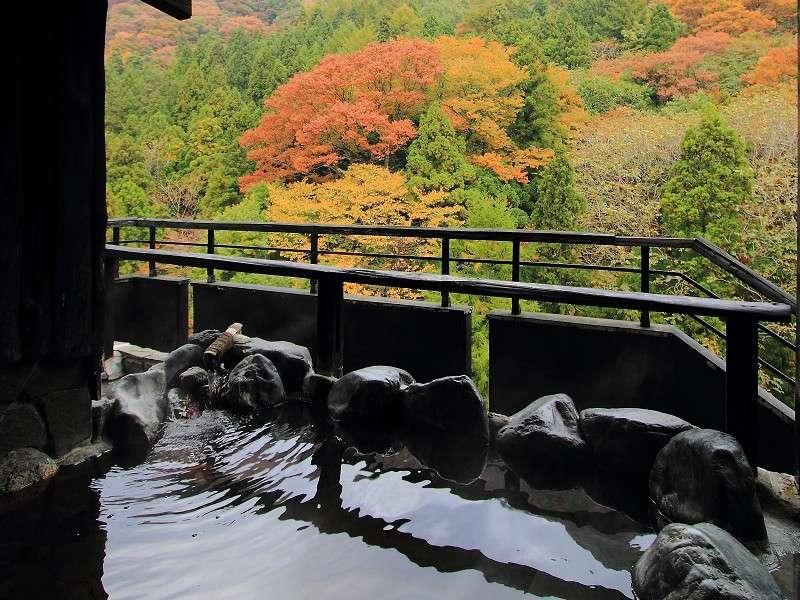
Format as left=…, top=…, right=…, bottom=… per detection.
left=310, top=232, right=319, bottom=295
left=316, top=277, right=343, bottom=377
left=103, top=255, right=118, bottom=360
left=148, top=225, right=157, bottom=277
left=640, top=245, right=650, bottom=327
left=441, top=236, right=450, bottom=308
left=512, top=238, right=521, bottom=315
left=206, top=228, right=215, bottom=283
left=111, top=226, right=120, bottom=279
left=725, top=316, right=759, bottom=470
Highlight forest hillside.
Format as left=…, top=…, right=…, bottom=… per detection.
left=105, top=0, right=798, bottom=400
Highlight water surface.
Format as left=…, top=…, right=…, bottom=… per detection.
left=0, top=407, right=683, bottom=599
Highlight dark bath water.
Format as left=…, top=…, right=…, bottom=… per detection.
left=1, top=406, right=791, bottom=599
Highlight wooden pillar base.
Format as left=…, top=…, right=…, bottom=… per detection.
left=726, top=316, right=759, bottom=470
left=316, top=278, right=343, bottom=377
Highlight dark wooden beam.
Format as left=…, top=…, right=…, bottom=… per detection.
left=316, top=279, right=343, bottom=377
left=141, top=0, right=192, bottom=20
left=725, top=316, right=759, bottom=470
left=105, top=245, right=793, bottom=322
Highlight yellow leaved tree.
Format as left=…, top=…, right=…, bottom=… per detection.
left=266, top=164, right=461, bottom=297
left=433, top=36, right=553, bottom=182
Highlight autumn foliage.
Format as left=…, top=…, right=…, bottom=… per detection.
left=239, top=39, right=442, bottom=186
left=664, top=0, right=776, bottom=34
left=264, top=164, right=460, bottom=296
left=743, top=45, right=798, bottom=85
left=595, top=32, right=733, bottom=102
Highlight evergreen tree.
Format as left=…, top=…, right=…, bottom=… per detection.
left=376, top=16, right=392, bottom=42
left=508, top=60, right=562, bottom=149
left=661, top=111, right=753, bottom=247
left=640, top=4, right=683, bottom=51
left=530, top=145, right=584, bottom=230
left=540, top=10, right=591, bottom=69
left=405, top=104, right=476, bottom=193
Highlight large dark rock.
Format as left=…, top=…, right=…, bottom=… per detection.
left=187, top=329, right=222, bottom=350
left=164, top=343, right=204, bottom=388
left=302, top=373, right=336, bottom=409
left=178, top=366, right=209, bottom=396
left=402, top=376, right=489, bottom=443
left=227, top=338, right=313, bottom=399
left=633, top=522, right=783, bottom=600
left=327, top=366, right=414, bottom=424
left=580, top=407, right=694, bottom=473
left=223, top=354, right=285, bottom=411
left=0, top=448, right=58, bottom=495
left=650, top=428, right=768, bottom=546
left=0, top=402, right=47, bottom=453
left=107, top=364, right=169, bottom=457
left=496, top=394, right=588, bottom=473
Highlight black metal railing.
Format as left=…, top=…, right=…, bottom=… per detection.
left=105, top=217, right=797, bottom=467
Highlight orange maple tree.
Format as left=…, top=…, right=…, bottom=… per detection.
left=239, top=39, right=442, bottom=187
left=743, top=45, right=798, bottom=85
left=665, top=0, right=776, bottom=34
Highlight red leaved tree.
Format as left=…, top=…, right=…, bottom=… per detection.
left=239, top=39, right=442, bottom=187
left=594, top=32, right=733, bottom=103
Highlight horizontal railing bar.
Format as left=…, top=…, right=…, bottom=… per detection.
left=759, top=358, right=796, bottom=387
left=688, top=314, right=727, bottom=339
left=107, top=218, right=692, bottom=247
left=107, top=219, right=796, bottom=312
left=692, top=238, right=797, bottom=311
left=106, top=245, right=793, bottom=322
left=758, top=324, right=797, bottom=351
left=686, top=316, right=794, bottom=386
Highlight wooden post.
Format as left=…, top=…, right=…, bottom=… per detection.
left=316, top=277, right=344, bottom=377
left=726, top=316, right=759, bottom=470
left=640, top=245, right=650, bottom=328
left=512, top=239, right=521, bottom=315
left=148, top=225, right=157, bottom=277
left=206, top=228, right=215, bottom=283
left=103, top=255, right=118, bottom=360
left=111, top=226, right=120, bottom=279
left=310, top=232, right=319, bottom=295
left=441, top=236, right=450, bottom=308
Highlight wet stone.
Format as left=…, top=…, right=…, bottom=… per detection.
left=224, top=354, right=285, bottom=411
left=187, top=329, right=222, bottom=350
left=327, top=366, right=414, bottom=424
left=633, top=522, right=783, bottom=600
left=302, top=373, right=337, bottom=409
left=164, top=344, right=204, bottom=389
left=178, top=366, right=209, bottom=395
left=0, top=448, right=58, bottom=495
left=487, top=412, right=509, bottom=446
left=496, top=394, right=588, bottom=473
left=107, top=364, right=169, bottom=458
left=227, top=338, right=313, bottom=399
left=650, top=428, right=768, bottom=546
left=402, top=375, right=489, bottom=446
left=580, top=407, right=693, bottom=474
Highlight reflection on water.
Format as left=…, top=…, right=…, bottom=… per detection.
left=2, top=406, right=662, bottom=599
